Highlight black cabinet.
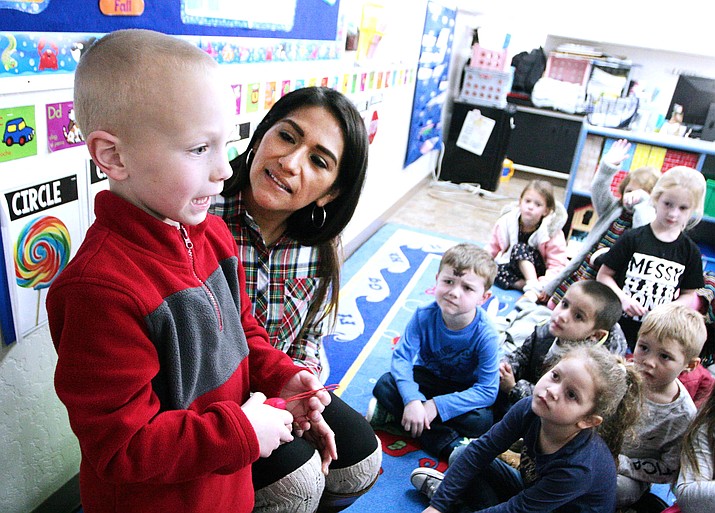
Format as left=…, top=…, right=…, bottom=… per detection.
left=506, top=106, right=583, bottom=175
left=440, top=102, right=516, bottom=191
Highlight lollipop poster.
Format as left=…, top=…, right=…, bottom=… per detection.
left=1, top=174, right=82, bottom=338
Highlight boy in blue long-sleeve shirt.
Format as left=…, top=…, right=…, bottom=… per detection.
left=369, top=243, right=499, bottom=459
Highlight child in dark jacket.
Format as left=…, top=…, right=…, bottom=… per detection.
left=498, top=280, right=627, bottom=416
left=411, top=343, right=644, bottom=513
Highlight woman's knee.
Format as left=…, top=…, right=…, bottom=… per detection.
left=252, top=436, right=317, bottom=489
left=325, top=436, right=382, bottom=494
left=253, top=451, right=325, bottom=513
left=319, top=438, right=382, bottom=512
left=324, top=394, right=380, bottom=469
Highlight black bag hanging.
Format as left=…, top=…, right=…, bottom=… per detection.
left=510, top=47, right=546, bottom=94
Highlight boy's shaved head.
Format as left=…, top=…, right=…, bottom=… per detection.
left=73, top=29, right=217, bottom=140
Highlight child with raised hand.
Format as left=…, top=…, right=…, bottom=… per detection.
left=674, top=388, right=715, bottom=512
left=487, top=179, right=568, bottom=302
left=546, top=138, right=660, bottom=308
left=497, top=280, right=628, bottom=417
left=369, top=244, right=500, bottom=460
left=617, top=303, right=708, bottom=509
left=410, top=343, right=644, bottom=513
left=597, top=165, right=706, bottom=347
left=47, top=29, right=335, bottom=513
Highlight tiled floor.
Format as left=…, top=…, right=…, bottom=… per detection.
left=386, top=171, right=567, bottom=244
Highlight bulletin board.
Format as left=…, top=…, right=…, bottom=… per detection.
left=0, top=0, right=341, bottom=41
left=404, top=0, right=454, bottom=167
left=0, top=0, right=343, bottom=80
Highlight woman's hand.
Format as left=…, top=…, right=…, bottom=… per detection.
left=278, top=371, right=337, bottom=472
left=280, top=371, right=331, bottom=431
left=242, top=392, right=294, bottom=457
left=300, top=415, right=337, bottom=474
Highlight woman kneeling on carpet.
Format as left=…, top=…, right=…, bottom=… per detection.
left=211, top=86, right=381, bottom=512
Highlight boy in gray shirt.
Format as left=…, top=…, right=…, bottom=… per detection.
left=617, top=303, right=708, bottom=508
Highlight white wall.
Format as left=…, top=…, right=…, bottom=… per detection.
left=460, top=0, right=715, bottom=116
left=341, top=0, right=436, bottom=249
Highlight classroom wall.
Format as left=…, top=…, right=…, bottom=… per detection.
left=461, top=1, right=715, bottom=117
left=0, top=1, right=435, bottom=511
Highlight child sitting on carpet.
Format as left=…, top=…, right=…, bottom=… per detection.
left=410, top=344, right=644, bottom=513
left=368, top=243, right=499, bottom=460
left=597, top=165, right=706, bottom=347
left=545, top=138, right=659, bottom=309
left=617, top=303, right=707, bottom=510
left=497, top=280, right=628, bottom=419
left=673, top=386, right=715, bottom=512
left=487, top=179, right=568, bottom=302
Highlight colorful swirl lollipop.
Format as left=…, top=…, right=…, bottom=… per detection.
left=14, top=215, right=71, bottom=290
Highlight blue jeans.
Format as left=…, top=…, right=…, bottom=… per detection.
left=461, top=457, right=523, bottom=511
left=372, top=366, right=493, bottom=459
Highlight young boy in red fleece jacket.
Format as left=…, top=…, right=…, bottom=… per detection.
left=47, top=29, right=336, bottom=513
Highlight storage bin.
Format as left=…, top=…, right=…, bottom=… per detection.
left=700, top=241, right=715, bottom=272
left=544, top=53, right=591, bottom=86
left=705, top=179, right=715, bottom=219
left=470, top=44, right=507, bottom=71
left=459, top=66, right=514, bottom=109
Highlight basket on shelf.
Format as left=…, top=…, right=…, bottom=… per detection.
left=544, top=53, right=592, bottom=86
left=706, top=179, right=715, bottom=219
left=586, top=96, right=639, bottom=129
left=459, top=66, right=515, bottom=109
left=470, top=44, right=508, bottom=71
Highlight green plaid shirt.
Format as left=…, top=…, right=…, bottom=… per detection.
left=210, top=193, right=324, bottom=375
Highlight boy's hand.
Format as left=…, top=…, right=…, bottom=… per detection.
left=281, top=371, right=331, bottom=431
left=423, top=399, right=438, bottom=425
left=402, top=400, right=431, bottom=438
left=422, top=507, right=443, bottom=513
left=621, top=295, right=646, bottom=318
left=499, top=361, right=516, bottom=393
left=242, top=392, right=294, bottom=458
left=622, top=190, right=646, bottom=209
left=604, top=139, right=631, bottom=167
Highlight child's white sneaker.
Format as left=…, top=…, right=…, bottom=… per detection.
left=410, top=467, right=444, bottom=499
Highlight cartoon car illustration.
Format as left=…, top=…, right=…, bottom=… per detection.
left=4, top=117, right=35, bottom=146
